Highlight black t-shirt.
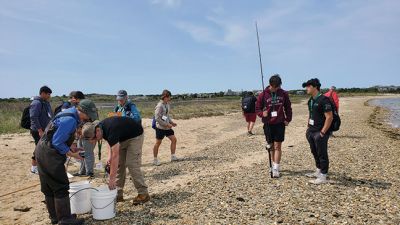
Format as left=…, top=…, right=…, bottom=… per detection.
left=308, top=95, right=332, bottom=132
left=101, top=117, right=144, bottom=147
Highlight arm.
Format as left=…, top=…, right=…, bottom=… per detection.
left=51, top=117, right=77, bottom=155
left=129, top=104, right=142, bottom=122
left=284, top=92, right=292, bottom=123
left=255, top=93, right=264, bottom=118
left=29, top=101, right=43, bottom=134
left=321, top=111, right=333, bottom=135
left=333, top=92, right=339, bottom=111
left=108, top=143, right=120, bottom=190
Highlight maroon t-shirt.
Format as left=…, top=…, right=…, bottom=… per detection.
left=256, top=87, right=292, bottom=125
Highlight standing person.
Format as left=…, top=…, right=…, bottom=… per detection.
left=152, top=90, right=178, bottom=166
left=114, top=90, right=141, bottom=123
left=241, top=92, right=258, bottom=136
left=29, top=86, right=53, bottom=174
left=54, top=91, right=85, bottom=115
left=35, top=102, right=98, bottom=225
left=324, top=86, right=339, bottom=113
left=302, top=78, right=333, bottom=185
left=74, top=99, right=98, bottom=178
left=256, top=74, right=292, bottom=178
left=82, top=117, right=150, bottom=205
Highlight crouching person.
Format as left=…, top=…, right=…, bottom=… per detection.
left=82, top=116, right=150, bottom=205
left=35, top=102, right=97, bottom=225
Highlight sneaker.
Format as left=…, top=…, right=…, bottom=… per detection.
left=132, top=193, right=150, bottom=205
left=272, top=169, right=280, bottom=178
left=309, top=174, right=328, bottom=185
left=153, top=159, right=161, bottom=166
left=305, top=169, right=321, bottom=178
left=171, top=155, right=179, bottom=162
left=247, top=131, right=255, bottom=136
left=31, top=166, right=38, bottom=174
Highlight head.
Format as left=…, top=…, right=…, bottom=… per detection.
left=82, top=121, right=103, bottom=143
left=330, top=86, right=336, bottom=91
left=247, top=91, right=254, bottom=97
left=69, top=91, right=85, bottom=104
left=161, top=89, right=172, bottom=103
left=39, top=86, right=52, bottom=101
left=269, top=74, right=282, bottom=92
left=116, top=90, right=128, bottom=105
left=302, top=78, right=321, bottom=96
left=77, top=99, right=98, bottom=122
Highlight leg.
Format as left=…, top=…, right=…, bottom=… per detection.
left=126, top=135, right=148, bottom=195
left=306, top=130, right=320, bottom=169
left=273, top=142, right=282, bottom=164
left=153, top=139, right=162, bottom=158
left=315, top=134, right=330, bottom=174
left=167, top=135, right=177, bottom=155
left=82, top=139, right=96, bottom=175
left=116, top=141, right=128, bottom=192
left=31, top=130, right=40, bottom=170
left=77, top=139, right=86, bottom=175
left=249, top=121, right=255, bottom=133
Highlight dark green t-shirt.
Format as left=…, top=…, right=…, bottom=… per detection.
left=308, top=94, right=332, bottom=132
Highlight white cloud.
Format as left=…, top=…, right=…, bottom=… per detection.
left=151, top=0, right=181, bottom=8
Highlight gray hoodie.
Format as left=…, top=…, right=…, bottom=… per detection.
left=154, top=101, right=173, bottom=130
left=29, top=96, right=53, bottom=131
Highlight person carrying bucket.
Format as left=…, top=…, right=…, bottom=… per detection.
left=35, top=100, right=98, bottom=225
left=82, top=116, right=150, bottom=205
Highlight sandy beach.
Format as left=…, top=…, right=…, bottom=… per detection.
left=0, top=96, right=399, bottom=225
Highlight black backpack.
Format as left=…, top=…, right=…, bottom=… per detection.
left=242, top=96, right=254, bottom=113
left=54, top=101, right=71, bottom=116
left=327, top=94, right=341, bottom=132
left=20, top=106, right=31, bottom=129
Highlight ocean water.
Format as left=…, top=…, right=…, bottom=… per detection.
left=370, top=98, right=400, bottom=128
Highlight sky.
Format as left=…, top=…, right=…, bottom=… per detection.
left=0, top=0, right=399, bottom=98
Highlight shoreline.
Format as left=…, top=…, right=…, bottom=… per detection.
left=366, top=99, right=400, bottom=140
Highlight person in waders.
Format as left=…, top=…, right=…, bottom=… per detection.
left=256, top=74, right=292, bottom=178
left=81, top=117, right=150, bottom=205
left=303, top=78, right=333, bottom=185
left=35, top=101, right=98, bottom=225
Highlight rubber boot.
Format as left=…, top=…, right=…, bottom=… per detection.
left=45, top=196, right=58, bottom=224
left=54, top=196, right=84, bottom=225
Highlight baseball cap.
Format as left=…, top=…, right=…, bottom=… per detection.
left=82, top=120, right=100, bottom=139
left=79, top=99, right=98, bottom=121
left=302, top=78, right=321, bottom=89
left=116, top=90, right=128, bottom=100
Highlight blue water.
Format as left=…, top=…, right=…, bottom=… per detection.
left=370, top=98, right=400, bottom=128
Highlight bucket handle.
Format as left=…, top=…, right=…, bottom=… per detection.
left=69, top=187, right=99, bottom=199
left=91, top=197, right=116, bottom=210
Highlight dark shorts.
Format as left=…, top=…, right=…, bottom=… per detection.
left=263, top=123, right=285, bottom=143
left=156, top=128, right=175, bottom=140
left=31, top=130, right=41, bottom=160
left=244, top=113, right=257, bottom=122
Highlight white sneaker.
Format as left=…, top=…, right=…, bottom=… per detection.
left=153, top=159, right=161, bottom=166
left=305, top=169, right=321, bottom=178
left=272, top=169, right=280, bottom=178
left=309, top=174, right=328, bottom=185
left=30, top=166, right=38, bottom=174
left=171, top=155, right=179, bottom=162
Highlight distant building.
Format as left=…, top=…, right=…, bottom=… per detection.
left=224, top=89, right=242, bottom=96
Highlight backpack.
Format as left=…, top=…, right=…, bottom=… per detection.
left=327, top=93, right=341, bottom=132
left=242, top=96, right=254, bottom=113
left=20, top=100, right=45, bottom=130
left=20, top=106, right=31, bottom=129
left=54, top=101, right=71, bottom=116
left=151, top=116, right=157, bottom=129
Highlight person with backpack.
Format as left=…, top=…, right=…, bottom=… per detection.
left=54, top=91, right=85, bottom=115
left=152, top=90, right=178, bottom=166
left=113, top=90, right=141, bottom=123
left=241, top=92, right=258, bottom=136
left=35, top=101, right=97, bottom=225
left=81, top=117, right=150, bottom=205
left=302, top=78, right=334, bottom=185
left=324, top=86, right=339, bottom=113
left=29, top=86, right=53, bottom=174
left=255, top=75, right=292, bottom=178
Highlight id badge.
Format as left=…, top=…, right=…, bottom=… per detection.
left=309, top=119, right=314, bottom=125
left=162, top=115, right=168, bottom=121
left=271, top=111, right=278, bottom=117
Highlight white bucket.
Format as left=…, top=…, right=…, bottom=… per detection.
left=69, top=181, right=92, bottom=214
left=91, top=186, right=117, bottom=220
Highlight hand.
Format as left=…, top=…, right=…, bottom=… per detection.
left=69, top=151, right=83, bottom=160
left=108, top=177, right=117, bottom=190
left=70, top=146, right=83, bottom=153
left=320, top=132, right=325, bottom=138
left=171, top=122, right=177, bottom=127
left=284, top=121, right=289, bottom=126
left=38, top=129, right=44, bottom=137
left=262, top=111, right=268, bottom=117
left=167, top=124, right=173, bottom=128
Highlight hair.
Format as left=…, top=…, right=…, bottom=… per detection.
left=269, top=74, right=282, bottom=88
left=161, top=89, right=172, bottom=100
left=69, top=91, right=85, bottom=100
left=39, top=86, right=52, bottom=94
left=247, top=91, right=254, bottom=96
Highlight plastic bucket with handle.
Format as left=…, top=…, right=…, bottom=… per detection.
left=69, top=181, right=92, bottom=214
left=91, top=186, right=117, bottom=220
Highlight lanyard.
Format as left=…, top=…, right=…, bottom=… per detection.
left=271, top=92, right=277, bottom=111
left=309, top=93, right=322, bottom=118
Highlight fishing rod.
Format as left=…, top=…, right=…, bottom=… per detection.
left=255, top=21, right=274, bottom=178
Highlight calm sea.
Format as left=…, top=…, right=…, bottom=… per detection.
left=369, top=98, right=400, bottom=128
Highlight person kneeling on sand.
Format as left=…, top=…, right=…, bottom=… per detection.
left=302, top=78, right=333, bottom=185
left=35, top=102, right=97, bottom=225
left=153, top=89, right=179, bottom=166
left=82, top=116, right=150, bottom=205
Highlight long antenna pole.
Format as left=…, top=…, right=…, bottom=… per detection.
left=255, top=21, right=265, bottom=91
